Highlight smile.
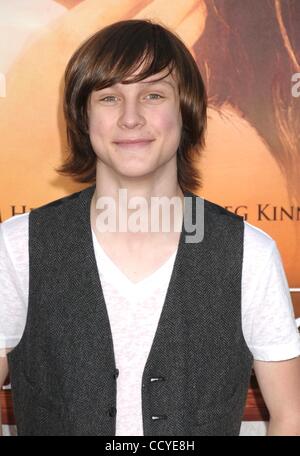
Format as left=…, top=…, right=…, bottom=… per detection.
left=114, top=140, right=154, bottom=148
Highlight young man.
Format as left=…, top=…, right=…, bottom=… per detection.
left=0, top=19, right=300, bottom=436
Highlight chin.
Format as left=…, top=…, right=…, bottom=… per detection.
left=119, top=170, right=154, bottom=180
left=116, top=163, right=157, bottom=179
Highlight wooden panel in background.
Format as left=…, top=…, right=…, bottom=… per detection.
left=292, top=293, right=300, bottom=318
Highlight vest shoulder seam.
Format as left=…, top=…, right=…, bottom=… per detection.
left=30, top=186, right=94, bottom=215
left=203, top=198, right=243, bottom=222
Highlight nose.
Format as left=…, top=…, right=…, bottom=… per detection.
left=117, top=99, right=145, bottom=129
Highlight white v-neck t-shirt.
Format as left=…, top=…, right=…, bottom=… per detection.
left=1, top=212, right=300, bottom=436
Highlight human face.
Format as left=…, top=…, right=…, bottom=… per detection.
left=87, top=69, right=182, bottom=179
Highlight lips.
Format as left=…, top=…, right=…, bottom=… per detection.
left=114, top=139, right=155, bottom=145
left=113, top=139, right=155, bottom=150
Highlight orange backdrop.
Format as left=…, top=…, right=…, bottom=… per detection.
left=0, top=0, right=299, bottom=313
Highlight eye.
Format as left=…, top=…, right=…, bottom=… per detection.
left=100, top=96, right=118, bottom=103
left=146, top=93, right=164, bottom=100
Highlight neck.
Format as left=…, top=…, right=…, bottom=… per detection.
left=90, top=185, right=184, bottom=242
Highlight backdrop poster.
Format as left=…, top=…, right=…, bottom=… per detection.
left=0, top=0, right=299, bottom=315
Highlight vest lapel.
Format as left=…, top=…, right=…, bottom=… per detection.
left=74, top=185, right=199, bottom=381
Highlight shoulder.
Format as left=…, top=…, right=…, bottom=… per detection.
left=191, top=194, right=276, bottom=253
left=188, top=193, right=244, bottom=229
left=203, top=197, right=243, bottom=222
left=31, top=186, right=94, bottom=216
left=243, top=220, right=276, bottom=267
left=241, top=221, right=286, bottom=316
left=27, top=186, right=95, bottom=235
left=1, top=212, right=29, bottom=246
left=0, top=213, right=29, bottom=274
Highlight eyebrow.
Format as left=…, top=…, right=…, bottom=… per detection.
left=98, top=79, right=176, bottom=92
left=140, top=79, right=175, bottom=90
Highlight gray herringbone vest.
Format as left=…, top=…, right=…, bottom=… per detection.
left=7, top=185, right=253, bottom=436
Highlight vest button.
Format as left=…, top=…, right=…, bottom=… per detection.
left=113, top=368, right=119, bottom=379
left=151, top=415, right=167, bottom=420
left=150, top=376, right=165, bottom=382
left=108, top=406, right=117, bottom=417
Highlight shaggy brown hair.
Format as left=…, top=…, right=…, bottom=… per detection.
left=57, top=19, right=207, bottom=193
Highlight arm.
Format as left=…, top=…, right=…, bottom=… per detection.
left=253, top=357, right=300, bottom=436
left=0, top=356, right=9, bottom=437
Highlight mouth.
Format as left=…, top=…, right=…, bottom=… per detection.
left=113, top=139, right=155, bottom=148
